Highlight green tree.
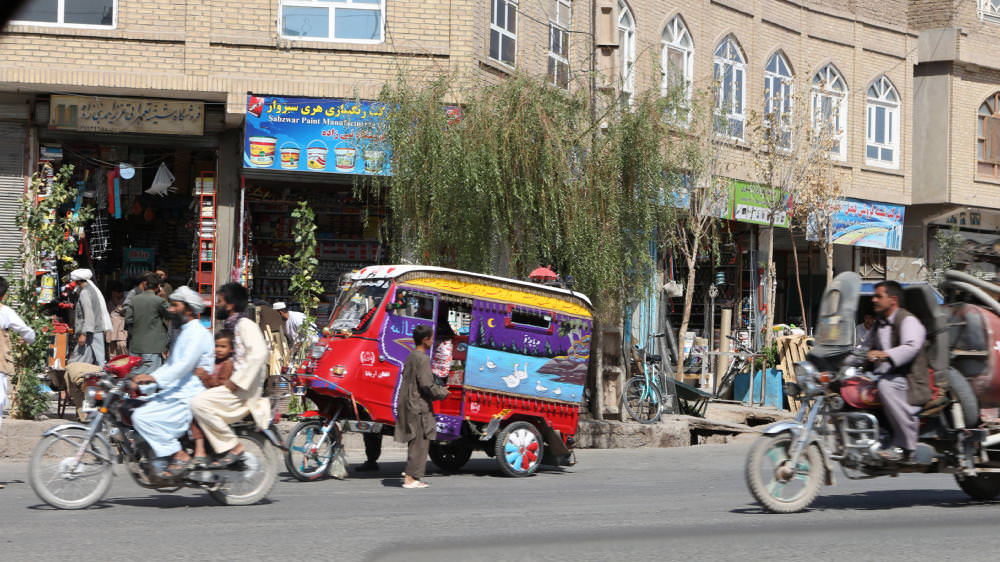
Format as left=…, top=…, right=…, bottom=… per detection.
left=9, top=165, right=92, bottom=419
left=278, top=201, right=323, bottom=362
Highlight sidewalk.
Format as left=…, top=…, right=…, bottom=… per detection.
left=0, top=400, right=792, bottom=462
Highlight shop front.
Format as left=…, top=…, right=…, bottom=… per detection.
left=32, top=93, right=228, bottom=323
left=239, top=95, right=388, bottom=325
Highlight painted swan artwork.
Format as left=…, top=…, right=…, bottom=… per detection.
left=513, top=364, right=528, bottom=381
left=552, top=386, right=562, bottom=396
left=535, top=380, right=548, bottom=392
left=485, top=357, right=497, bottom=370
left=501, top=373, right=522, bottom=388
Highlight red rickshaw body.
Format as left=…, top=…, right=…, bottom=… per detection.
left=298, top=265, right=594, bottom=452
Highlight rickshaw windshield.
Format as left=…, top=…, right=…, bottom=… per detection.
left=328, top=278, right=391, bottom=332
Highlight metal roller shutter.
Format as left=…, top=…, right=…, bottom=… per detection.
left=0, top=124, right=24, bottom=278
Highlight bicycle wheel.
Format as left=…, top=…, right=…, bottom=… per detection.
left=284, top=419, right=341, bottom=481
left=621, top=376, right=663, bottom=424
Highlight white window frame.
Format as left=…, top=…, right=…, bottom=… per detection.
left=618, top=1, right=636, bottom=106
left=547, top=0, right=571, bottom=88
left=713, top=35, right=746, bottom=139
left=865, top=75, right=900, bottom=169
left=661, top=15, right=693, bottom=104
left=279, top=0, right=385, bottom=44
left=763, top=51, right=794, bottom=149
left=490, top=0, right=518, bottom=67
left=811, top=64, right=848, bottom=161
left=10, top=0, right=118, bottom=29
left=979, top=0, right=1000, bottom=22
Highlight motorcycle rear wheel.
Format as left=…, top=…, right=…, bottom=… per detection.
left=208, top=432, right=278, bottom=506
left=29, top=428, right=114, bottom=510
left=955, top=473, right=1000, bottom=500
left=745, top=433, right=824, bottom=513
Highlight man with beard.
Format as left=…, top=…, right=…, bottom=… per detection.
left=191, top=283, right=269, bottom=467
left=130, top=286, right=214, bottom=478
left=67, top=269, right=112, bottom=367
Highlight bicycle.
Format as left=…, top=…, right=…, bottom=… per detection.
left=713, top=335, right=755, bottom=399
left=620, top=335, right=680, bottom=424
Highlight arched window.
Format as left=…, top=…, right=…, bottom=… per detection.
left=865, top=76, right=900, bottom=168
left=713, top=35, right=746, bottom=138
left=661, top=15, right=693, bottom=102
left=811, top=64, right=848, bottom=160
left=763, top=51, right=793, bottom=148
left=618, top=1, right=636, bottom=105
left=978, top=92, right=1000, bottom=178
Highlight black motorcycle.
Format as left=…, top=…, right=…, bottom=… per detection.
left=29, top=356, right=282, bottom=509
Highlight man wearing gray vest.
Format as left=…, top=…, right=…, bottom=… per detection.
left=867, top=280, right=926, bottom=463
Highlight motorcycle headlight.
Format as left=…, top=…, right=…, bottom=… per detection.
left=794, top=361, right=818, bottom=386
left=309, top=344, right=326, bottom=359
left=84, top=386, right=103, bottom=403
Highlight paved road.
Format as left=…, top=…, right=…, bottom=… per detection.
left=1, top=442, right=997, bottom=561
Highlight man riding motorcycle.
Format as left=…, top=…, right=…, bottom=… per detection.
left=130, top=286, right=214, bottom=478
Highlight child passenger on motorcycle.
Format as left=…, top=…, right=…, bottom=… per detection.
left=189, top=330, right=235, bottom=467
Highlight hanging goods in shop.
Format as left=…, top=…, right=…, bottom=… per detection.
left=147, top=162, right=176, bottom=197
left=88, top=215, right=111, bottom=262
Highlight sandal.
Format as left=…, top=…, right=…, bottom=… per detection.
left=402, top=481, right=429, bottom=489
left=158, top=459, right=189, bottom=479
left=188, top=456, right=209, bottom=469
left=207, top=450, right=243, bottom=469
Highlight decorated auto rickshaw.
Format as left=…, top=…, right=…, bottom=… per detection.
left=287, top=265, right=593, bottom=479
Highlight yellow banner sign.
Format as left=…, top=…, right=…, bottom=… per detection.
left=49, top=95, right=204, bottom=136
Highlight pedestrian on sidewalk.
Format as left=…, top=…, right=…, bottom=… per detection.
left=0, top=276, right=36, bottom=489
left=125, top=271, right=169, bottom=373
left=68, top=269, right=112, bottom=368
left=394, top=325, right=449, bottom=489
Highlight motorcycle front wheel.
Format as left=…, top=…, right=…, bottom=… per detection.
left=209, top=432, right=278, bottom=506
left=745, top=432, right=824, bottom=513
left=29, top=427, right=115, bottom=510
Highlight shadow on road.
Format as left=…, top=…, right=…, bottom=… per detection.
left=734, top=488, right=998, bottom=513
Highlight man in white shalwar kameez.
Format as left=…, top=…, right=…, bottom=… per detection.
left=131, top=286, right=213, bottom=478
left=192, top=283, right=269, bottom=467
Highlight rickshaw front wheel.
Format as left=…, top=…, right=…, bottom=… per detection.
left=429, top=441, right=473, bottom=472
left=495, top=421, right=544, bottom=477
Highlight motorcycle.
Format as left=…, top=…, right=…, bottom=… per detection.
left=28, top=356, right=283, bottom=509
left=746, top=271, right=1000, bottom=513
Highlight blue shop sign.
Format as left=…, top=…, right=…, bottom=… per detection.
left=830, top=198, right=905, bottom=251
left=243, top=95, right=390, bottom=176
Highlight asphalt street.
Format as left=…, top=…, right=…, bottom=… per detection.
left=1, top=442, right=998, bottom=561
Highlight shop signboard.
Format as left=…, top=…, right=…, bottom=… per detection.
left=828, top=198, right=904, bottom=251
left=49, top=95, right=204, bottom=136
left=243, top=95, right=391, bottom=176
left=123, top=247, right=155, bottom=281
left=730, top=180, right=790, bottom=228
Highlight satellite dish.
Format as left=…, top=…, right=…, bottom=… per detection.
left=119, top=163, right=135, bottom=180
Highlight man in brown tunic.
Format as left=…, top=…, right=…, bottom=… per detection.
left=394, top=324, right=449, bottom=488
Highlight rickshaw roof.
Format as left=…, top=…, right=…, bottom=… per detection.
left=352, top=265, right=594, bottom=309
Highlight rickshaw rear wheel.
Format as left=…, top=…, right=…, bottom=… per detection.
left=495, top=421, right=543, bottom=477
left=429, top=441, right=473, bottom=472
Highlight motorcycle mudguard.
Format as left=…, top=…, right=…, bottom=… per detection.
left=761, top=423, right=836, bottom=486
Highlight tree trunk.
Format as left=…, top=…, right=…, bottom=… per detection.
left=676, top=253, right=697, bottom=380
left=764, top=224, right=777, bottom=346
left=789, top=227, right=807, bottom=333
left=591, top=320, right=604, bottom=420
left=825, top=240, right=834, bottom=287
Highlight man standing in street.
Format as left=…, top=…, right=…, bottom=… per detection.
left=867, top=281, right=927, bottom=463
left=126, top=271, right=169, bottom=373
left=191, top=283, right=270, bottom=467
left=394, top=325, right=450, bottom=489
left=68, top=269, right=112, bottom=368
left=0, top=276, right=35, bottom=489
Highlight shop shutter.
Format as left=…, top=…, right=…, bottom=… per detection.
left=0, top=124, right=24, bottom=278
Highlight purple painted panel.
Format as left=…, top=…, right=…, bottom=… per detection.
left=469, top=300, right=591, bottom=360
left=380, top=286, right=435, bottom=421
left=434, top=414, right=463, bottom=441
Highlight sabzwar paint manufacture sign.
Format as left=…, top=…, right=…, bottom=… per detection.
left=243, top=95, right=391, bottom=176
left=829, top=198, right=905, bottom=251
left=49, top=95, right=205, bottom=136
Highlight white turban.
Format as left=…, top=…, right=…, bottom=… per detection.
left=272, top=302, right=287, bottom=311
left=70, top=269, right=93, bottom=281
left=168, top=285, right=205, bottom=314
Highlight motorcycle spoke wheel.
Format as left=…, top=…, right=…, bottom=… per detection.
left=209, top=433, right=278, bottom=506
left=29, top=428, right=114, bottom=510
left=622, top=377, right=663, bottom=424
left=284, top=420, right=340, bottom=482
left=745, top=433, right=824, bottom=513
